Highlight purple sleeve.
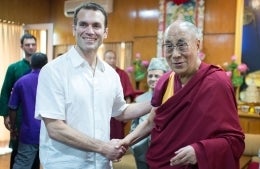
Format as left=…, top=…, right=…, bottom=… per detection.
left=8, top=81, right=20, bottom=110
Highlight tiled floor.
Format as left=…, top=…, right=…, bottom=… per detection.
left=113, top=150, right=136, bottom=169
left=0, top=150, right=136, bottom=169
left=0, top=153, right=10, bottom=169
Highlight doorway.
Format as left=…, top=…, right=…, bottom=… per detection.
left=23, top=23, right=53, bottom=61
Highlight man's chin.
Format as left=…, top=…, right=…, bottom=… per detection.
left=83, top=43, right=98, bottom=49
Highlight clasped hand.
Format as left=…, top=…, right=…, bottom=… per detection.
left=104, top=139, right=128, bottom=161
left=113, top=139, right=197, bottom=167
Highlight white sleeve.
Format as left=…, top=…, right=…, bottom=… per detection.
left=111, top=74, right=128, bottom=117
left=35, top=64, right=66, bottom=120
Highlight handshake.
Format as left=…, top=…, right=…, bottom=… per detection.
left=103, top=138, right=197, bottom=166
left=102, top=138, right=129, bottom=162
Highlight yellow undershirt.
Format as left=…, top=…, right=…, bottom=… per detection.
left=162, top=72, right=175, bottom=104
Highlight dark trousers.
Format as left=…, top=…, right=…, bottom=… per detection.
left=10, top=141, right=40, bottom=169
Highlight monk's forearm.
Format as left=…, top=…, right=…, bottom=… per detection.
left=116, top=101, right=152, bottom=121
left=125, top=118, right=153, bottom=146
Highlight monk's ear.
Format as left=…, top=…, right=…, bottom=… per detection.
left=196, top=39, right=200, bottom=50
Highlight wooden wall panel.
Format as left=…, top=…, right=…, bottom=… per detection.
left=0, top=0, right=51, bottom=24
left=134, top=0, right=159, bottom=37
left=105, top=0, right=135, bottom=42
left=133, top=36, right=157, bottom=90
left=204, top=0, right=236, bottom=34
left=202, top=0, right=237, bottom=65
left=133, top=37, right=157, bottom=62
left=50, top=0, right=75, bottom=45
left=105, top=0, right=158, bottom=41
left=203, top=34, right=235, bottom=65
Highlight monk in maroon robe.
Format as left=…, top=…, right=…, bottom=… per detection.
left=147, top=62, right=244, bottom=169
left=118, top=20, right=244, bottom=169
left=104, top=50, right=135, bottom=139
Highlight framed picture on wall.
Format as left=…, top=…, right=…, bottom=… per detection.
left=242, top=0, right=260, bottom=73
left=157, top=0, right=205, bottom=57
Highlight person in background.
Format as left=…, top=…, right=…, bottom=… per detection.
left=8, top=52, right=48, bottom=169
left=130, top=57, right=169, bottom=169
left=34, top=3, right=151, bottom=169
left=0, top=33, right=39, bottom=169
left=104, top=50, right=135, bottom=139
left=104, top=50, right=135, bottom=104
left=118, top=20, right=245, bottom=169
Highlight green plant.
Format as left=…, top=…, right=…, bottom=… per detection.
left=126, top=53, right=149, bottom=82
left=223, top=55, right=248, bottom=87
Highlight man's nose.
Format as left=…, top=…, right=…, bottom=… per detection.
left=85, top=26, right=94, bottom=34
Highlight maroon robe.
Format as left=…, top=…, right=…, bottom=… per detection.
left=110, top=67, right=135, bottom=139
left=116, top=67, right=135, bottom=100
left=147, top=62, right=245, bottom=169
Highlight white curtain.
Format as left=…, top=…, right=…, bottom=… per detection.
left=0, top=21, right=23, bottom=150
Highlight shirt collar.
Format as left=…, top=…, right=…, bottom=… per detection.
left=22, top=58, right=30, bottom=64
left=68, top=47, right=105, bottom=72
left=31, top=69, right=41, bottom=73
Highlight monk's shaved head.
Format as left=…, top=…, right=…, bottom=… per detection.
left=165, top=20, right=201, bottom=41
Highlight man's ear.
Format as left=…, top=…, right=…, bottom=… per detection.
left=104, top=28, right=108, bottom=39
left=72, top=25, right=76, bottom=36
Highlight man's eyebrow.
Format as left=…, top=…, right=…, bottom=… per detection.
left=78, top=21, right=87, bottom=23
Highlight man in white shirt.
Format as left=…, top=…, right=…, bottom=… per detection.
left=35, top=3, right=151, bottom=169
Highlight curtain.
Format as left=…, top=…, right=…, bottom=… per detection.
left=0, top=21, right=23, bottom=150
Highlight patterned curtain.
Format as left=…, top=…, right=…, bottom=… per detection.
left=157, top=0, right=205, bottom=57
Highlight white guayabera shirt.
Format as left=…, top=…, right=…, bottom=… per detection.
left=35, top=47, right=128, bottom=169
